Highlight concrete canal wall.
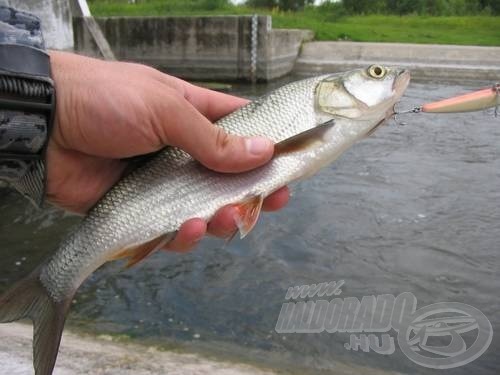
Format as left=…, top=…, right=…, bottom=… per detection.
left=74, top=15, right=498, bottom=82
left=2, top=0, right=497, bottom=81
left=294, top=41, right=500, bottom=81
left=74, top=15, right=313, bottom=81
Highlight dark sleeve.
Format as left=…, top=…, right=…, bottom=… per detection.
left=0, top=6, right=53, bottom=207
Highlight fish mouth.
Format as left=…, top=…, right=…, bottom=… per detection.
left=387, top=69, right=411, bottom=118
left=367, top=69, right=411, bottom=136
left=393, top=69, right=411, bottom=97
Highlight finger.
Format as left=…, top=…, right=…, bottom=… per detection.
left=207, top=186, right=290, bottom=238
left=151, top=72, right=249, bottom=122
left=207, top=206, right=238, bottom=238
left=152, top=87, right=274, bottom=173
left=262, top=186, right=290, bottom=212
left=163, top=218, right=207, bottom=252
left=181, top=81, right=249, bottom=122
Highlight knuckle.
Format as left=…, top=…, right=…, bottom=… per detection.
left=207, top=128, right=234, bottom=168
left=214, top=127, right=232, bottom=152
left=131, top=62, right=157, bottom=76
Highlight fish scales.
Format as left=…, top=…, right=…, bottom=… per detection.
left=39, top=76, right=327, bottom=302
left=0, top=66, right=410, bottom=375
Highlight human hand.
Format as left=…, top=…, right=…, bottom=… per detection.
left=47, top=51, right=289, bottom=251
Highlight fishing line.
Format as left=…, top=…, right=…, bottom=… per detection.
left=493, top=83, right=499, bottom=118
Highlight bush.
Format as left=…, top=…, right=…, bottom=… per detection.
left=245, top=0, right=314, bottom=11
left=339, top=0, right=499, bottom=15
left=201, top=0, right=229, bottom=11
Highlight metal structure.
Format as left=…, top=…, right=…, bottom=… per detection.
left=250, top=14, right=258, bottom=83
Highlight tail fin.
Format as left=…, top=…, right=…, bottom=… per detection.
left=0, top=268, right=73, bottom=375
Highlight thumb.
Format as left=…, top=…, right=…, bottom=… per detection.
left=158, top=92, right=274, bottom=173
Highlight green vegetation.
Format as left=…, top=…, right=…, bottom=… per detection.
left=88, top=1, right=500, bottom=46
left=273, top=13, right=500, bottom=46
left=338, top=0, right=499, bottom=15
left=247, top=0, right=499, bottom=14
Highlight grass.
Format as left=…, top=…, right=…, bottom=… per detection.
left=273, top=14, right=500, bottom=46
left=88, top=1, right=500, bottom=46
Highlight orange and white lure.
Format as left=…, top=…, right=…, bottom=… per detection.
left=403, top=83, right=500, bottom=117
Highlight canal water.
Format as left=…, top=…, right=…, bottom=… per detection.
left=1, top=78, right=499, bottom=374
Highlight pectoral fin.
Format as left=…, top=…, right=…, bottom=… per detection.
left=274, top=119, right=335, bottom=156
left=110, top=233, right=175, bottom=268
left=233, top=195, right=264, bottom=238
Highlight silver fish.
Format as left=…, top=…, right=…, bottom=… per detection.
left=0, top=65, right=410, bottom=375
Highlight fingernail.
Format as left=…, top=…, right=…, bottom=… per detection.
left=245, top=136, right=272, bottom=156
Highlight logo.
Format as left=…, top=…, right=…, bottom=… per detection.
left=275, top=281, right=492, bottom=369
left=398, top=302, right=492, bottom=369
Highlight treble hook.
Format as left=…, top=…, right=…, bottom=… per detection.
left=397, top=106, right=422, bottom=114
left=393, top=105, right=422, bottom=125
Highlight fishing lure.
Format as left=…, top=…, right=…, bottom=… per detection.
left=399, top=83, right=500, bottom=117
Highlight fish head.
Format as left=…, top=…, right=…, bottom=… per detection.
left=315, top=65, right=410, bottom=134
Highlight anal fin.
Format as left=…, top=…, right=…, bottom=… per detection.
left=109, top=233, right=174, bottom=268
left=233, top=195, right=264, bottom=238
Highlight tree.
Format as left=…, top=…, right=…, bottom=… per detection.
left=246, top=0, right=314, bottom=11
left=339, top=0, right=498, bottom=15
left=386, top=0, right=422, bottom=15
left=480, top=0, right=500, bottom=14
left=245, top=0, right=277, bottom=8
left=201, top=0, right=230, bottom=10
left=278, top=0, right=315, bottom=11
left=342, top=0, right=388, bottom=14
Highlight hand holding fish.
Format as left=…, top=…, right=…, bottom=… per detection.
left=0, top=64, right=410, bottom=375
left=47, top=51, right=289, bottom=250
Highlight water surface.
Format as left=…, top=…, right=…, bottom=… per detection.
left=1, top=79, right=499, bottom=374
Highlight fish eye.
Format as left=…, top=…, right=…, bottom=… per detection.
left=368, top=65, right=386, bottom=79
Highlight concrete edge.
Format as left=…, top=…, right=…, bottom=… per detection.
left=293, top=60, right=500, bottom=81
left=293, top=41, right=500, bottom=81
left=0, top=322, right=277, bottom=375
